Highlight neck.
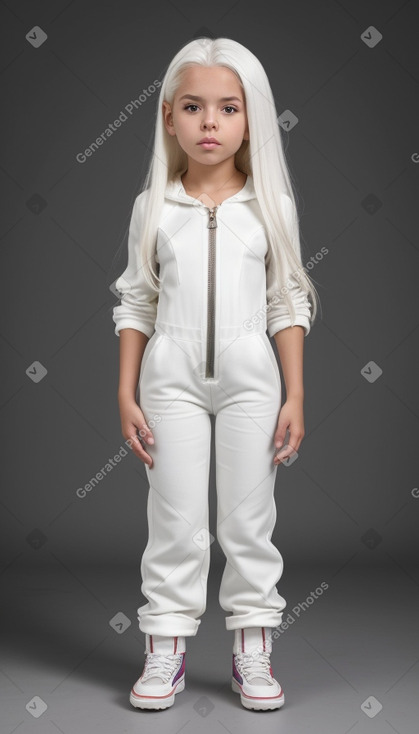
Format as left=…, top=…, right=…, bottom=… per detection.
left=181, top=160, right=246, bottom=193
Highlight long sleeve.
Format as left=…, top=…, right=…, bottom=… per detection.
left=112, top=191, right=159, bottom=338
left=265, top=194, right=312, bottom=338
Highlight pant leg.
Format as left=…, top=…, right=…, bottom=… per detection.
left=214, top=332, right=287, bottom=631
left=136, top=334, right=212, bottom=637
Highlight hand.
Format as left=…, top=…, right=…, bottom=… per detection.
left=273, top=396, right=305, bottom=465
left=118, top=395, right=155, bottom=468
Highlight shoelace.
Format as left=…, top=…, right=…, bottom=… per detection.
left=142, top=652, right=182, bottom=683
left=234, top=651, right=273, bottom=683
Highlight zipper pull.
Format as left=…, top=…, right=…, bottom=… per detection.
left=207, top=207, right=218, bottom=228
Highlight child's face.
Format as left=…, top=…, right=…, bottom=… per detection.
left=163, top=65, right=249, bottom=168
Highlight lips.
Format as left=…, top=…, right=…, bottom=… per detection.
left=198, top=138, right=220, bottom=144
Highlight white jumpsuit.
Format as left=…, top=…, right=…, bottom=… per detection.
left=112, top=174, right=311, bottom=637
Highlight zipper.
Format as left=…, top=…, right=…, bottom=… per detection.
left=205, top=205, right=218, bottom=378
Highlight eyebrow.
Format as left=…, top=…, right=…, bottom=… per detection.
left=179, top=94, right=242, bottom=103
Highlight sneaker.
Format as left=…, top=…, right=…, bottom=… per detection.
left=129, top=633, right=186, bottom=710
left=231, top=627, right=285, bottom=711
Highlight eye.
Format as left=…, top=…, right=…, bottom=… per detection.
left=183, top=104, right=238, bottom=114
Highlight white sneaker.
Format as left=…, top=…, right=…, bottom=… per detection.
left=231, top=627, right=285, bottom=711
left=129, top=634, right=186, bottom=710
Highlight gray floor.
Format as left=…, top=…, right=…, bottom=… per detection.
left=2, top=560, right=418, bottom=733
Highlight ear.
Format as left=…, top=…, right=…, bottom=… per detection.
left=162, top=101, right=176, bottom=136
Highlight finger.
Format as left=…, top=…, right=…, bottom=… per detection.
left=274, top=447, right=288, bottom=464
left=287, top=432, right=300, bottom=455
left=275, top=441, right=297, bottom=463
left=126, top=432, right=154, bottom=467
left=137, top=420, right=154, bottom=445
left=274, top=424, right=288, bottom=449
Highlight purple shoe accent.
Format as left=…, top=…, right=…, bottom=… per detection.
left=232, top=654, right=243, bottom=684
left=172, top=652, right=186, bottom=685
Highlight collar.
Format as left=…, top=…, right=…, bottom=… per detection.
left=164, top=173, right=257, bottom=204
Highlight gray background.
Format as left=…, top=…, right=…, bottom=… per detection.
left=1, top=0, right=418, bottom=732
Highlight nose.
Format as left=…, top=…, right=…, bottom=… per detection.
left=201, top=111, right=218, bottom=130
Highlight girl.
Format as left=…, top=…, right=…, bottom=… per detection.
left=112, top=36, right=320, bottom=712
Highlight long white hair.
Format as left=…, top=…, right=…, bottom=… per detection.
left=115, top=36, right=320, bottom=328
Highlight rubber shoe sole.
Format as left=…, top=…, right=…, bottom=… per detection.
left=231, top=676, right=285, bottom=711
left=129, top=674, right=185, bottom=710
